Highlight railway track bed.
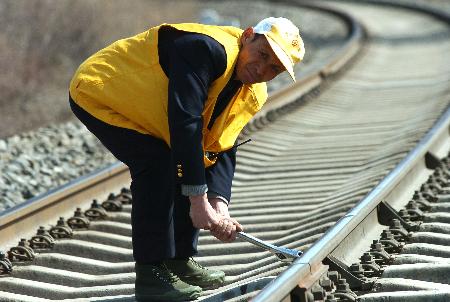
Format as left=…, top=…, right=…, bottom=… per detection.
left=1, top=0, right=450, bottom=301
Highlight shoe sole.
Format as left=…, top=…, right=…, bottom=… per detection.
left=135, top=292, right=201, bottom=302
left=187, top=277, right=225, bottom=290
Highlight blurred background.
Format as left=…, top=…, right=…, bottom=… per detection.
left=1, top=0, right=345, bottom=139
left=0, top=0, right=206, bottom=138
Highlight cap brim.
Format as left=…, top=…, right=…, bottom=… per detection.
left=264, top=35, right=296, bottom=82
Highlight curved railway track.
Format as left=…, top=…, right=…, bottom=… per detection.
left=1, top=0, right=450, bottom=301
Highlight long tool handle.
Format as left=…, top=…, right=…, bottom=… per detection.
left=237, top=231, right=302, bottom=262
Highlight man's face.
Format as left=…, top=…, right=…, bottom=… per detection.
left=235, top=28, right=286, bottom=84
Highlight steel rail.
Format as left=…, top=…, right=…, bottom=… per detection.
left=252, top=0, right=450, bottom=298
left=0, top=162, right=130, bottom=250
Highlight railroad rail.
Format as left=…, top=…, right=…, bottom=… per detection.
left=1, top=0, right=450, bottom=301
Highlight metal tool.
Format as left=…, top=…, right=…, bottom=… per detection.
left=237, top=231, right=303, bottom=262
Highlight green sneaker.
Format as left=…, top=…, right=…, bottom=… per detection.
left=135, top=263, right=202, bottom=302
left=165, top=257, right=225, bottom=289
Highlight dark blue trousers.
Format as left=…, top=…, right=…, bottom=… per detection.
left=69, top=96, right=199, bottom=263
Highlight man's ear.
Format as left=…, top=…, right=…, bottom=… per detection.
left=241, top=27, right=255, bottom=45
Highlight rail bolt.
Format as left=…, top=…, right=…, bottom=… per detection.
left=334, top=279, right=357, bottom=301
left=433, top=167, right=449, bottom=180
left=67, top=208, right=90, bottom=229
left=398, top=209, right=412, bottom=222
left=427, top=174, right=445, bottom=187
left=85, top=199, right=108, bottom=220
left=116, top=187, right=132, bottom=205
left=349, top=263, right=365, bottom=279
left=411, top=193, right=432, bottom=210
left=311, top=284, right=326, bottom=300
left=50, top=217, right=73, bottom=238
left=90, top=199, right=102, bottom=208
left=30, top=226, right=55, bottom=249
left=422, top=191, right=438, bottom=203
left=360, top=253, right=381, bottom=277
left=336, top=279, right=349, bottom=292
left=389, top=219, right=409, bottom=241
left=102, top=194, right=123, bottom=211
left=327, top=271, right=340, bottom=284
left=0, top=251, right=13, bottom=275
left=369, top=240, right=392, bottom=265
left=8, top=239, right=35, bottom=262
left=405, top=201, right=424, bottom=221
left=380, top=230, right=402, bottom=253
left=319, top=276, right=334, bottom=292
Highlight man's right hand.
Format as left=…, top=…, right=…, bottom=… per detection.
left=209, top=198, right=243, bottom=242
left=189, top=194, right=242, bottom=242
left=189, top=194, right=222, bottom=230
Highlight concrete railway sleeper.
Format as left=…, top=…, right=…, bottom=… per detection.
left=1, top=0, right=450, bottom=301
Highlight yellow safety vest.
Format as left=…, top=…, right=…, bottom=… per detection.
left=69, top=23, right=267, bottom=167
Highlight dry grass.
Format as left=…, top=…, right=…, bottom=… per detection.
left=0, top=0, right=199, bottom=138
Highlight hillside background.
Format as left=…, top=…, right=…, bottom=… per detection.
left=0, top=0, right=199, bottom=138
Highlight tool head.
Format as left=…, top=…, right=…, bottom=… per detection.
left=237, top=232, right=303, bottom=263
left=274, top=247, right=303, bottom=262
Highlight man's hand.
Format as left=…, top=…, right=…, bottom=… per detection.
left=209, top=198, right=243, bottom=242
left=189, top=194, right=222, bottom=230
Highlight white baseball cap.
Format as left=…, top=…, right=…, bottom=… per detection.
left=253, top=17, right=305, bottom=82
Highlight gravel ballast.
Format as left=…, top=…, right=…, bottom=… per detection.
left=0, top=123, right=116, bottom=211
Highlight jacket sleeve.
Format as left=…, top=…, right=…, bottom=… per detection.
left=167, top=33, right=226, bottom=189
left=205, top=146, right=237, bottom=203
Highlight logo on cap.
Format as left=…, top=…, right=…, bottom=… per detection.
left=253, top=17, right=305, bottom=82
